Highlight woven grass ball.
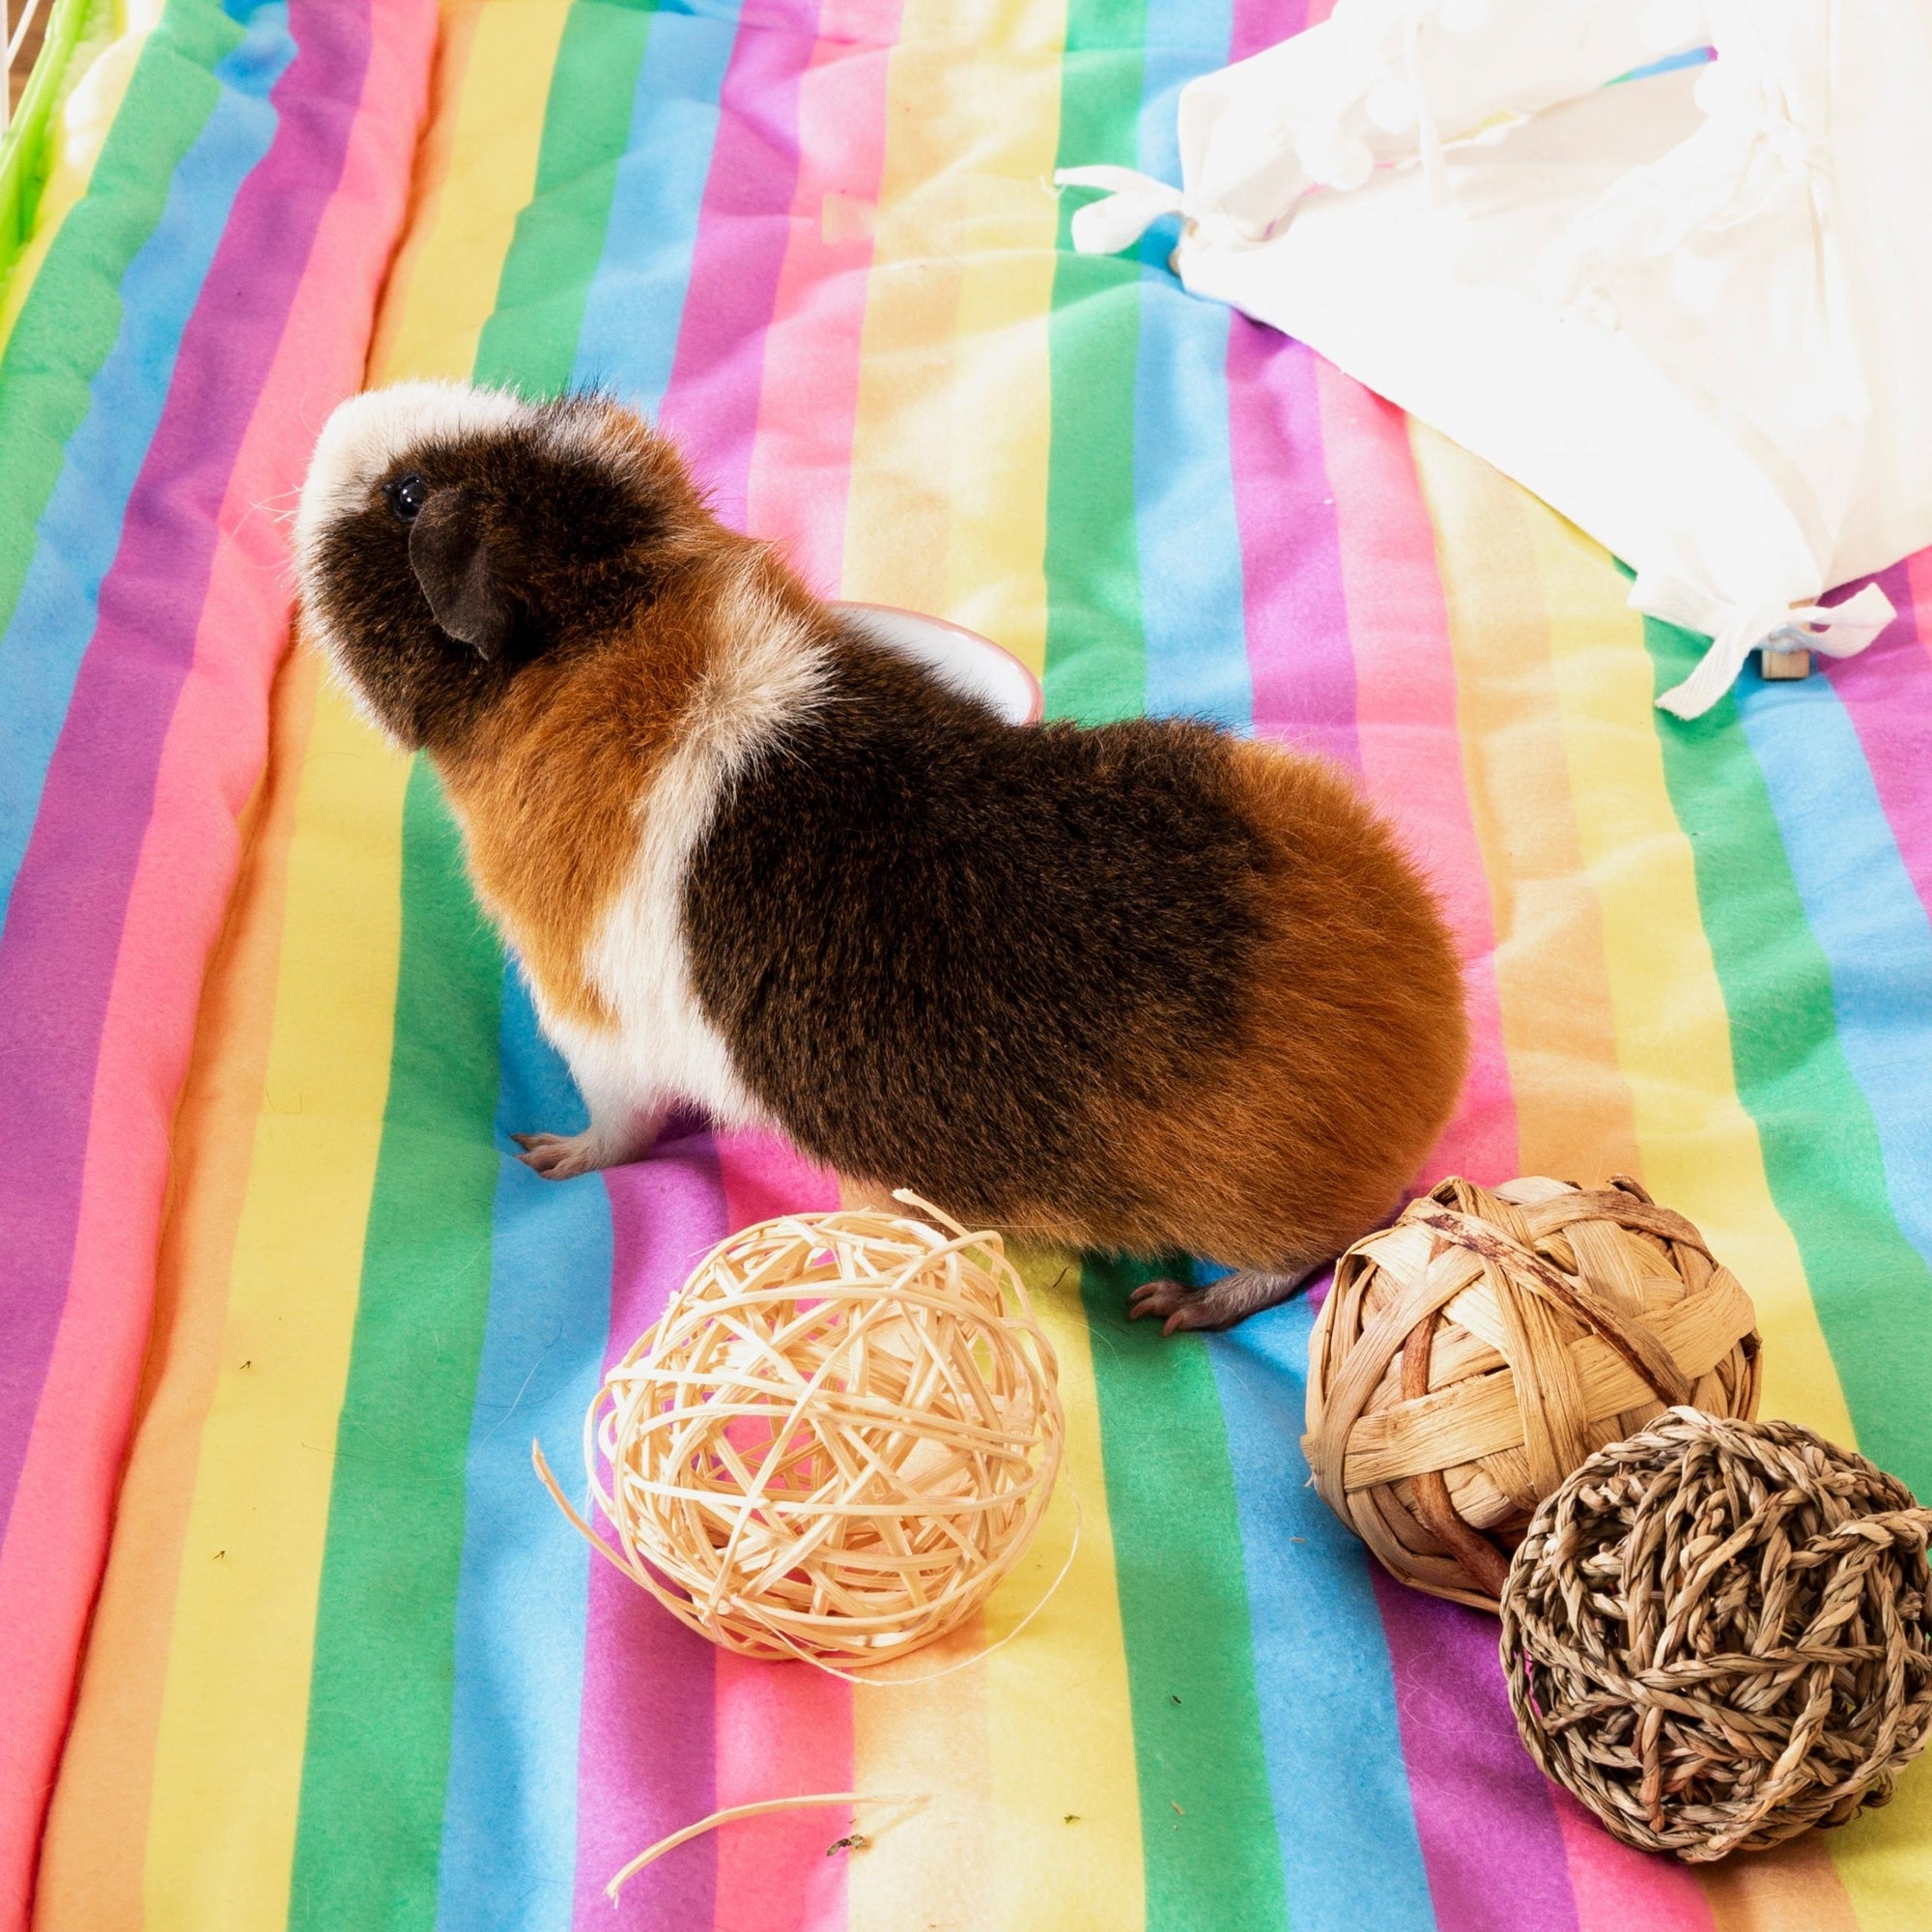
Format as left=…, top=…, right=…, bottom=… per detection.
left=1501, top=1408, right=1932, bottom=1860
left=564, top=1200, right=1064, bottom=1670
left=1305, top=1175, right=1760, bottom=1609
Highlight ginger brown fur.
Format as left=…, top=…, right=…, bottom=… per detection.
left=1093, top=740, right=1469, bottom=1268
left=437, top=558, right=780, bottom=1027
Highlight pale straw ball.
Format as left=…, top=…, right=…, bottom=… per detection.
left=556, top=1196, right=1065, bottom=1670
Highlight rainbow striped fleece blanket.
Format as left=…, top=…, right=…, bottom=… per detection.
left=3, top=2, right=1931, bottom=1927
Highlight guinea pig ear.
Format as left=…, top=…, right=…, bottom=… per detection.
left=407, top=486, right=514, bottom=661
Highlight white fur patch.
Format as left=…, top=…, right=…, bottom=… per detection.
left=295, top=380, right=528, bottom=564
left=570, top=569, right=833, bottom=1134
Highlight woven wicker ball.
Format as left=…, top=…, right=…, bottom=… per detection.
left=1501, top=1407, right=1932, bottom=1860
left=558, top=1200, right=1064, bottom=1669
left=1304, top=1175, right=1760, bottom=1609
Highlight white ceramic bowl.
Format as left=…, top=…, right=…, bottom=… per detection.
left=833, top=601, right=1043, bottom=725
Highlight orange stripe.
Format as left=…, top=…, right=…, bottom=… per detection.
left=363, top=0, right=484, bottom=384
left=33, top=654, right=319, bottom=1930
left=1703, top=1835, right=1861, bottom=1932
left=1406, top=421, right=1639, bottom=1181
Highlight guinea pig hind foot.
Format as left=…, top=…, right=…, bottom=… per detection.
left=1127, top=1261, right=1326, bottom=1337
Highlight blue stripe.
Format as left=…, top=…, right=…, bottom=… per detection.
left=1740, top=668, right=1932, bottom=1276
left=1133, top=11, right=1250, bottom=728
left=435, top=968, right=613, bottom=1932
left=570, top=0, right=743, bottom=412
left=1614, top=45, right=1713, bottom=84
left=1208, top=1296, right=1436, bottom=1932
left=0, top=3, right=295, bottom=928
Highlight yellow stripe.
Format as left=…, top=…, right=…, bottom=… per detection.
left=843, top=6, right=1140, bottom=1921
left=986, top=1252, right=1144, bottom=1930
left=936, top=2, right=1063, bottom=674
left=1526, top=503, right=1856, bottom=1447
left=141, top=679, right=411, bottom=1932
left=840, top=0, right=1064, bottom=677
left=1830, top=1772, right=1932, bottom=1929
left=369, top=0, right=570, bottom=386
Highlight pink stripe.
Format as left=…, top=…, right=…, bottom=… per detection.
left=1229, top=321, right=1360, bottom=771
left=660, top=0, right=828, bottom=531
left=576, top=1124, right=728, bottom=1930
left=714, top=1125, right=838, bottom=1233
left=1314, top=361, right=1518, bottom=1182
left=1319, top=352, right=1562, bottom=1925
left=711, top=1128, right=846, bottom=1924
left=1552, top=1795, right=1715, bottom=1932
left=1830, top=559, right=1932, bottom=924
left=708, top=1133, right=850, bottom=1932
left=1230, top=1, right=1313, bottom=65
left=741, top=0, right=899, bottom=588
left=1907, top=547, right=1932, bottom=644
left=1373, top=1574, right=1581, bottom=1932
left=0, top=5, right=430, bottom=1920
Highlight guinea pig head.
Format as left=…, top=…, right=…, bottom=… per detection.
left=295, top=382, right=711, bottom=750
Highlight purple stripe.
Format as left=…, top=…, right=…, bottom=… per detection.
left=1227, top=320, right=1362, bottom=770
left=572, top=1121, right=726, bottom=1928
left=1371, top=1572, right=1581, bottom=1932
left=1828, top=561, right=1932, bottom=923
left=657, top=0, right=821, bottom=527
left=0, top=0, right=371, bottom=1534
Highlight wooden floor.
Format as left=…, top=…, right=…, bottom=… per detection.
left=10, top=1, right=52, bottom=119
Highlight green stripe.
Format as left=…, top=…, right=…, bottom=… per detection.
left=1041, top=4, right=1146, bottom=725
left=472, top=0, right=656, bottom=395
left=1647, top=618, right=1932, bottom=1492
left=1047, top=22, right=1283, bottom=1917
left=1082, top=1261, right=1290, bottom=1932
left=0, top=0, right=236, bottom=635
left=287, top=764, right=506, bottom=1931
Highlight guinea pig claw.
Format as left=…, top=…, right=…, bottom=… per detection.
left=512, top=1130, right=603, bottom=1180
left=1131, top=1264, right=1323, bottom=1334
left=1127, top=1277, right=1207, bottom=1334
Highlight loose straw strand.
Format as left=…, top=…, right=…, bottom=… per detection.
left=605, top=1794, right=908, bottom=1902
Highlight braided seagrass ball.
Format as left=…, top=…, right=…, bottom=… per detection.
left=543, top=1199, right=1064, bottom=1670
left=1306, top=1175, right=1761, bottom=1610
left=1501, top=1407, right=1932, bottom=1860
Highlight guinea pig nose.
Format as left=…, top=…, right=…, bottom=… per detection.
left=384, top=471, right=429, bottom=524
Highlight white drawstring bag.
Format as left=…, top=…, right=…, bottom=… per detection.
left=1060, top=0, right=1932, bottom=718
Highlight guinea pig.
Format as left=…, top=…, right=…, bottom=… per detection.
left=294, top=381, right=1468, bottom=1334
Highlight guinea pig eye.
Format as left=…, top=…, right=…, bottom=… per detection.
left=384, top=471, right=429, bottom=524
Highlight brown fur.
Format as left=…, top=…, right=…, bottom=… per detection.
left=1091, top=739, right=1470, bottom=1267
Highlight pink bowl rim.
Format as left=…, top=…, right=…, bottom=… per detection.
left=833, top=598, right=1045, bottom=724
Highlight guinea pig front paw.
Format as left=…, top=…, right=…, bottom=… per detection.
left=511, top=1129, right=612, bottom=1180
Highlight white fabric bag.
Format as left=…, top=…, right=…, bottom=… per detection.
left=1060, top=0, right=1932, bottom=717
